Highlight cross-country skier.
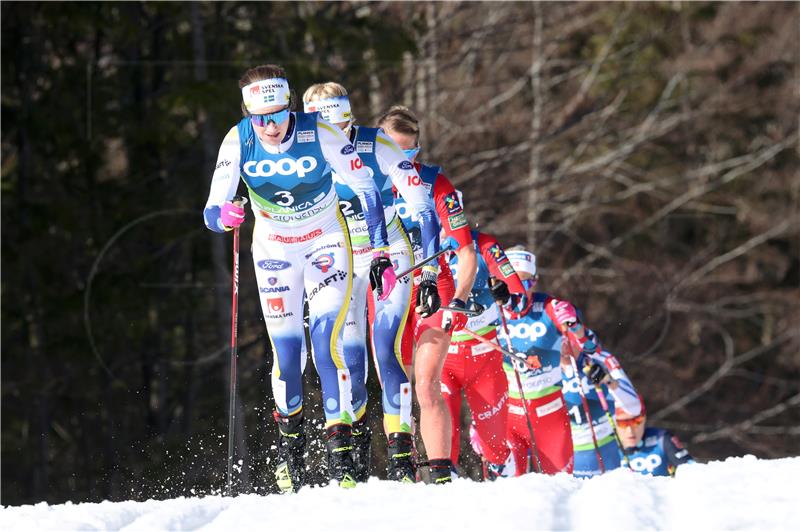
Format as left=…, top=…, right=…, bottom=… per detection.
left=203, top=65, right=393, bottom=493
left=560, top=343, right=641, bottom=478
left=493, top=246, right=577, bottom=476
left=443, top=229, right=527, bottom=478
left=302, top=82, right=440, bottom=483
left=616, top=399, right=695, bottom=477
left=378, top=105, right=478, bottom=484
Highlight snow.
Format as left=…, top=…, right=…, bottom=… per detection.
left=3, top=455, right=799, bottom=531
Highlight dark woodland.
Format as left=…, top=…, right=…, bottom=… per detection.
left=2, top=1, right=798, bottom=506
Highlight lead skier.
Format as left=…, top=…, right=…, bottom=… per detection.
left=203, top=65, right=393, bottom=492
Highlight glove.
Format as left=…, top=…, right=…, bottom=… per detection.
left=369, top=249, right=396, bottom=301
left=220, top=201, right=245, bottom=229
left=583, top=361, right=610, bottom=385
left=415, top=270, right=441, bottom=317
left=441, top=297, right=468, bottom=332
left=468, top=422, right=484, bottom=457
left=551, top=299, right=578, bottom=329
left=489, top=277, right=510, bottom=305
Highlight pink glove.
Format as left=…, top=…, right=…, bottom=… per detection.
left=551, top=299, right=578, bottom=329
left=220, top=201, right=245, bottom=229
left=469, top=422, right=484, bottom=457
left=369, top=250, right=396, bottom=301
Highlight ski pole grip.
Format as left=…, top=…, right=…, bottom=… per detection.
left=232, top=195, right=248, bottom=207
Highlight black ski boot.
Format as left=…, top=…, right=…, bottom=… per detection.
left=428, top=458, right=453, bottom=485
left=325, top=424, right=357, bottom=488
left=273, top=411, right=306, bottom=494
left=351, top=418, right=372, bottom=483
left=387, top=432, right=416, bottom=483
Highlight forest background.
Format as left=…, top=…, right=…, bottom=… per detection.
left=2, top=1, right=798, bottom=506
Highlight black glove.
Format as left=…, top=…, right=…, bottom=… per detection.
left=583, top=361, right=609, bottom=385
left=369, top=253, right=393, bottom=298
left=415, top=271, right=441, bottom=317
left=489, top=277, right=511, bottom=305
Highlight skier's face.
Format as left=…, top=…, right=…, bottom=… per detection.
left=250, top=104, right=291, bottom=146
left=518, top=272, right=538, bottom=298
left=617, top=412, right=646, bottom=448
left=383, top=128, right=419, bottom=162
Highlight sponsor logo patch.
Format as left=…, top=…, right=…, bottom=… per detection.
left=443, top=192, right=463, bottom=214
left=311, top=253, right=335, bottom=273
left=243, top=156, right=318, bottom=178
left=268, top=229, right=323, bottom=244
left=340, top=144, right=355, bottom=155
left=448, top=212, right=467, bottom=229
left=398, top=160, right=414, bottom=170
left=500, top=262, right=515, bottom=277
left=356, top=141, right=373, bottom=152
left=257, top=259, right=292, bottom=271
left=297, top=130, right=316, bottom=143
left=267, top=297, right=285, bottom=314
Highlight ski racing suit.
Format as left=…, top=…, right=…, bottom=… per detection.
left=442, top=231, right=526, bottom=467
left=334, top=125, right=438, bottom=434
left=395, top=163, right=474, bottom=365
left=203, top=112, right=389, bottom=428
left=623, top=427, right=695, bottom=477
left=561, top=348, right=641, bottom=478
left=500, top=293, right=576, bottom=475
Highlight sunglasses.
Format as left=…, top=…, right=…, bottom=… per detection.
left=616, top=414, right=646, bottom=428
left=250, top=108, right=291, bottom=127
left=403, top=146, right=420, bottom=160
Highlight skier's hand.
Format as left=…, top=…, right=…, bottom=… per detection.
left=441, top=298, right=468, bottom=332
left=552, top=299, right=578, bottom=329
left=220, top=200, right=245, bottom=230
left=370, top=249, right=396, bottom=301
left=415, top=270, right=441, bottom=317
left=583, top=361, right=610, bottom=385
left=489, top=277, right=510, bottom=305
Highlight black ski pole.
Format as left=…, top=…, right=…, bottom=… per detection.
left=227, top=196, right=246, bottom=497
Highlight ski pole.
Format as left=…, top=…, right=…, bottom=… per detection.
left=227, top=196, right=247, bottom=497
left=497, top=309, right=543, bottom=474
left=590, top=379, right=633, bottom=471
left=561, top=326, right=605, bottom=474
left=394, top=248, right=449, bottom=279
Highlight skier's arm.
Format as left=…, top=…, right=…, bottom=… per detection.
left=476, top=232, right=528, bottom=311
left=586, top=350, right=641, bottom=415
left=433, top=174, right=475, bottom=301
left=317, top=117, right=388, bottom=250
left=374, top=130, right=439, bottom=268
left=203, top=126, right=243, bottom=233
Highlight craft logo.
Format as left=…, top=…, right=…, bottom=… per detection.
left=443, top=192, right=462, bottom=214
left=267, top=298, right=285, bottom=314
left=312, top=253, right=335, bottom=273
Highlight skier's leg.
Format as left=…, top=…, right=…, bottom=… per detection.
left=464, top=346, right=510, bottom=468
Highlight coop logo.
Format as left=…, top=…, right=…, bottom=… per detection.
left=507, top=321, right=547, bottom=342
left=243, top=156, right=317, bottom=178
left=312, top=253, right=335, bottom=273
left=629, top=454, right=663, bottom=474
left=257, top=259, right=292, bottom=271
left=562, top=375, right=592, bottom=395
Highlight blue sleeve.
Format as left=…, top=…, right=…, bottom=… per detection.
left=203, top=206, right=226, bottom=233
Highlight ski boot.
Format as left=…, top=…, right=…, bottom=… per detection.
left=485, top=461, right=506, bottom=481
left=428, top=458, right=453, bottom=485
left=387, top=432, right=416, bottom=483
left=325, top=424, right=357, bottom=488
left=273, top=411, right=306, bottom=494
left=351, top=418, right=372, bottom=483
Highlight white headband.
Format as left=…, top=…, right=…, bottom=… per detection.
left=241, top=78, right=291, bottom=113
left=303, top=96, right=352, bottom=124
left=507, top=250, right=537, bottom=276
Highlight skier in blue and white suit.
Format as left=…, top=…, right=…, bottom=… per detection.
left=616, top=398, right=696, bottom=477
left=560, top=345, right=642, bottom=478
left=203, top=65, right=394, bottom=492
left=303, top=82, right=440, bottom=483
